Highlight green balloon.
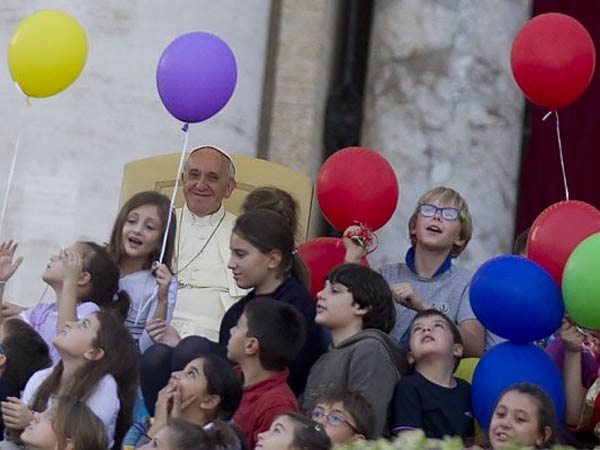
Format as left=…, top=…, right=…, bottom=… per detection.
left=563, top=232, right=600, bottom=329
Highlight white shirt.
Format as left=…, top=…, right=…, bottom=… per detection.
left=171, top=204, right=247, bottom=341
left=22, top=367, right=119, bottom=448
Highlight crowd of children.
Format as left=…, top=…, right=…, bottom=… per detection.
left=0, top=182, right=592, bottom=450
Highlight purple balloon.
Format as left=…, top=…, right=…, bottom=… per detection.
left=156, top=32, right=237, bottom=123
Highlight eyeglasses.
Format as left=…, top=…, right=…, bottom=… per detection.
left=310, top=409, right=360, bottom=434
left=418, top=203, right=463, bottom=221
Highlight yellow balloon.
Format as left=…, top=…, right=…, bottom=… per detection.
left=454, top=357, right=479, bottom=383
left=8, top=10, right=87, bottom=98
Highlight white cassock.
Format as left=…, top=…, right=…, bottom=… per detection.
left=171, top=203, right=247, bottom=341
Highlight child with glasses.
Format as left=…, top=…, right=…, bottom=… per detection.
left=345, top=186, right=484, bottom=356
left=391, top=310, right=474, bottom=440
left=309, top=387, right=375, bottom=445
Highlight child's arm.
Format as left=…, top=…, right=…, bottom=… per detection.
left=0, top=241, right=24, bottom=323
left=458, top=320, right=484, bottom=357
left=151, top=263, right=173, bottom=322
left=342, top=226, right=368, bottom=263
left=139, top=272, right=178, bottom=352
left=560, top=318, right=586, bottom=426
left=56, top=249, right=84, bottom=333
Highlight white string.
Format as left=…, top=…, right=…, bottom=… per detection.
left=0, top=104, right=28, bottom=239
left=554, top=111, right=570, bottom=201
left=135, top=123, right=190, bottom=325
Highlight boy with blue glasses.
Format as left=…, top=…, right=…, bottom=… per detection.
left=345, top=186, right=484, bottom=356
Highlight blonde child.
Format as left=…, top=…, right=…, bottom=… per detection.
left=107, top=191, right=177, bottom=351
left=345, top=186, right=484, bottom=356
left=20, top=397, right=108, bottom=450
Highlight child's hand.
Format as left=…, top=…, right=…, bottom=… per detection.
left=146, top=318, right=181, bottom=347
left=0, top=241, right=23, bottom=283
left=170, top=383, right=196, bottom=419
left=153, top=263, right=173, bottom=302
left=1, top=397, right=33, bottom=430
left=342, top=226, right=367, bottom=263
left=60, top=249, right=84, bottom=285
left=392, top=283, right=430, bottom=312
left=153, top=381, right=177, bottom=430
left=559, top=318, right=586, bottom=353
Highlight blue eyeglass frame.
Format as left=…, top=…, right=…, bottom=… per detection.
left=418, top=203, right=465, bottom=222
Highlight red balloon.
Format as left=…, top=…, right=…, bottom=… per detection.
left=527, top=200, right=600, bottom=287
left=298, top=237, right=368, bottom=299
left=511, top=13, right=595, bottom=110
left=316, top=147, right=399, bottom=231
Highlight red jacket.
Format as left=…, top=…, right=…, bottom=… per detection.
left=233, top=367, right=298, bottom=449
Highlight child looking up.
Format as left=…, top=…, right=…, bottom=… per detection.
left=107, top=191, right=177, bottom=352
left=0, top=241, right=130, bottom=364
left=123, top=354, right=242, bottom=449
left=302, top=264, right=405, bottom=437
left=20, top=397, right=108, bottom=450
left=488, top=383, right=557, bottom=449
left=138, top=419, right=239, bottom=450
left=228, top=297, right=306, bottom=449
left=1, top=311, right=138, bottom=449
left=255, top=413, right=331, bottom=450
left=391, top=310, right=473, bottom=440
left=345, top=186, right=484, bottom=356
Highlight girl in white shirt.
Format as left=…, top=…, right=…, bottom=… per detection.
left=1, top=311, right=138, bottom=449
left=106, top=191, right=177, bottom=352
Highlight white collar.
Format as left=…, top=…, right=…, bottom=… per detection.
left=183, top=203, right=226, bottom=227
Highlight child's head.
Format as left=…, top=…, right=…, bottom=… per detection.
left=489, top=383, right=557, bottom=449
left=256, top=413, right=331, bottom=450
left=21, top=397, right=108, bottom=450
left=408, top=310, right=463, bottom=369
left=0, top=319, right=51, bottom=390
left=229, top=209, right=309, bottom=290
left=316, top=264, right=395, bottom=333
left=139, top=418, right=239, bottom=450
left=242, top=186, right=299, bottom=240
left=227, top=297, right=306, bottom=371
left=42, top=242, right=130, bottom=321
left=408, top=186, right=473, bottom=258
left=310, top=387, right=375, bottom=445
left=109, top=191, right=176, bottom=270
left=513, top=227, right=530, bottom=257
left=170, top=354, right=242, bottom=422
left=38, top=311, right=138, bottom=448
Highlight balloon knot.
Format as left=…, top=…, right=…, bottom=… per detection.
left=343, top=222, right=379, bottom=255
left=181, top=123, right=189, bottom=132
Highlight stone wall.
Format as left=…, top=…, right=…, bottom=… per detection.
left=363, top=0, right=531, bottom=271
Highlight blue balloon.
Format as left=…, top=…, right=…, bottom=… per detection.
left=472, top=342, right=564, bottom=429
left=470, top=255, right=563, bottom=342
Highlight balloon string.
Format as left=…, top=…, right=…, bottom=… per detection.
left=158, top=123, right=190, bottom=265
left=554, top=111, right=570, bottom=201
left=0, top=104, right=28, bottom=239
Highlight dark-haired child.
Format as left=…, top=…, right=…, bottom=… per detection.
left=302, top=264, right=405, bottom=437
left=391, top=310, right=473, bottom=440
left=228, top=297, right=306, bottom=449
left=309, top=387, right=375, bottom=445
left=0, top=319, right=51, bottom=436
left=256, top=412, right=331, bottom=450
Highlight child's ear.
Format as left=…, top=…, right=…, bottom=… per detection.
left=453, top=343, right=464, bottom=359
left=537, top=426, right=552, bottom=447
left=352, top=303, right=370, bottom=318
left=200, top=394, right=221, bottom=412
left=267, top=249, right=283, bottom=271
left=245, top=337, right=259, bottom=357
left=78, top=270, right=92, bottom=287
left=407, top=351, right=415, bottom=365
left=84, top=347, right=105, bottom=362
